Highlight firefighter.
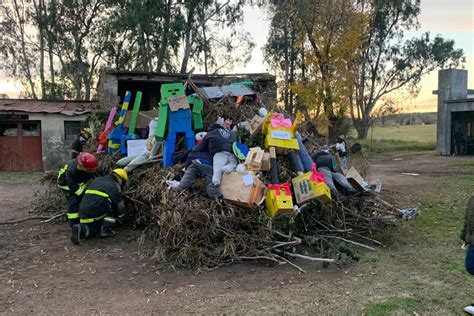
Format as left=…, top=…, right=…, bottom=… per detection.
left=57, top=152, right=100, bottom=227
left=70, top=168, right=128, bottom=245
left=71, top=128, right=92, bottom=159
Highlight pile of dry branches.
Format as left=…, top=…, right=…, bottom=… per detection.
left=119, top=158, right=399, bottom=271
left=30, top=90, right=402, bottom=271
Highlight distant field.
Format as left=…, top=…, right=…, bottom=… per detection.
left=350, top=124, right=437, bottom=153
left=366, top=124, right=436, bottom=143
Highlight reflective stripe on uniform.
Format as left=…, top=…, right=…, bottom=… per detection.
left=108, top=143, right=120, bottom=149
left=67, top=212, right=79, bottom=219
left=80, top=190, right=112, bottom=223
left=58, top=185, right=70, bottom=191
left=85, top=189, right=111, bottom=202
left=74, top=183, right=86, bottom=196
left=80, top=213, right=107, bottom=224
left=85, top=189, right=109, bottom=198
left=57, top=164, right=69, bottom=189
left=104, top=216, right=116, bottom=224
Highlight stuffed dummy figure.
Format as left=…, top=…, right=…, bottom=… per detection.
left=116, top=118, right=161, bottom=172
left=309, top=151, right=357, bottom=197
left=289, top=131, right=313, bottom=173
left=208, top=117, right=238, bottom=185
left=166, top=129, right=223, bottom=198
left=190, top=117, right=237, bottom=186
left=195, top=132, right=207, bottom=145
left=336, top=135, right=347, bottom=170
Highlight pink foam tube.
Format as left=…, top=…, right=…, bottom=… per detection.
left=97, top=107, right=117, bottom=153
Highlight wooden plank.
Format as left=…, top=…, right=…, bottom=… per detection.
left=128, top=91, right=142, bottom=135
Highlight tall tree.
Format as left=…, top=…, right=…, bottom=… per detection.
left=284, top=0, right=367, bottom=141
left=52, top=0, right=108, bottom=100
left=0, top=0, right=256, bottom=99
left=178, top=0, right=253, bottom=74
left=0, top=0, right=38, bottom=98
left=351, top=0, right=464, bottom=139
left=264, top=0, right=303, bottom=115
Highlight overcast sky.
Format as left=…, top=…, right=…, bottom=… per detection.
left=0, top=0, right=472, bottom=112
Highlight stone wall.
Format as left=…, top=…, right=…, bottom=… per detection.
left=97, top=71, right=119, bottom=111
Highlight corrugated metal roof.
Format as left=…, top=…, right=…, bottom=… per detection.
left=198, top=85, right=256, bottom=99
left=0, top=99, right=98, bottom=116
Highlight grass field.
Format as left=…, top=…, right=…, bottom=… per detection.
left=365, top=124, right=436, bottom=143
left=351, top=124, right=437, bottom=153
left=342, top=174, right=473, bottom=315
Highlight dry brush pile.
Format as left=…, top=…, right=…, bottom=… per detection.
left=31, top=86, right=402, bottom=271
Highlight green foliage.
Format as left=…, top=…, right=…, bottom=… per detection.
left=351, top=0, right=465, bottom=139
left=84, top=111, right=111, bottom=136
left=266, top=0, right=368, bottom=141
left=0, top=0, right=255, bottom=99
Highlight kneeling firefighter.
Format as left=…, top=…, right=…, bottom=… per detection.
left=57, top=152, right=100, bottom=227
left=70, top=168, right=128, bottom=245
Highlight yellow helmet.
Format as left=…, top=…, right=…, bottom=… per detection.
left=81, top=128, right=92, bottom=137
left=112, top=168, right=128, bottom=182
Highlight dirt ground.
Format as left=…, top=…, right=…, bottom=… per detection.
left=0, top=152, right=473, bottom=315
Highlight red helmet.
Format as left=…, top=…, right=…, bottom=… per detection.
left=77, top=152, right=99, bottom=172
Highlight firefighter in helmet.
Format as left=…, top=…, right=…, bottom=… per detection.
left=57, top=152, right=100, bottom=227
left=71, top=128, right=92, bottom=159
left=70, top=168, right=128, bottom=245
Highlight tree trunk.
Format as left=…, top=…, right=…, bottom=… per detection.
left=202, top=23, right=208, bottom=75
left=13, top=0, right=37, bottom=99
left=180, top=29, right=193, bottom=73
left=288, top=30, right=296, bottom=115
left=137, top=23, right=149, bottom=71
left=156, top=0, right=172, bottom=73
left=301, top=42, right=306, bottom=82
left=180, top=7, right=195, bottom=73
left=33, top=0, right=46, bottom=99
left=48, top=41, right=55, bottom=81
left=39, top=36, right=46, bottom=99
left=353, top=117, right=371, bottom=139
left=327, top=116, right=339, bottom=143
left=283, top=17, right=289, bottom=112
left=84, top=76, right=91, bottom=100
left=74, top=36, right=88, bottom=100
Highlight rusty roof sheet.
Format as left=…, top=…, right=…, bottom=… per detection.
left=0, top=99, right=98, bottom=116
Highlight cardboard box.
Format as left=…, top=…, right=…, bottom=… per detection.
left=292, top=172, right=331, bottom=204
left=261, top=152, right=271, bottom=171
left=220, top=172, right=267, bottom=208
left=168, top=95, right=190, bottom=112
left=245, top=147, right=264, bottom=170
left=246, top=115, right=265, bottom=135
left=346, top=166, right=366, bottom=192
left=123, top=109, right=159, bottom=129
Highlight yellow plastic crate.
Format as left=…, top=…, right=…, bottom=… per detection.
left=262, top=111, right=300, bottom=151
left=264, top=126, right=300, bottom=150
left=266, top=186, right=294, bottom=218
left=292, top=172, right=331, bottom=204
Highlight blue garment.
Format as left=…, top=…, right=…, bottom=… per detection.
left=185, top=150, right=213, bottom=167
left=289, top=132, right=313, bottom=173
left=466, top=244, right=474, bottom=275
left=296, top=132, right=313, bottom=172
